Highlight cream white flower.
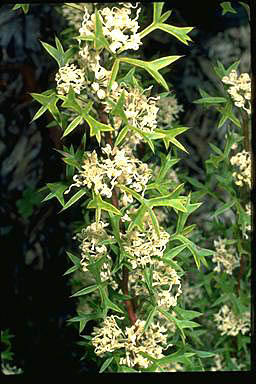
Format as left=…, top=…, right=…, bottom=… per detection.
left=92, top=316, right=168, bottom=369
left=105, top=84, right=160, bottom=146
left=214, top=305, right=250, bottom=336
left=213, top=237, right=240, bottom=275
left=66, top=145, right=152, bottom=201
left=55, top=64, right=85, bottom=95
left=222, top=70, right=251, bottom=114
left=157, top=95, right=184, bottom=126
left=230, top=150, right=251, bottom=188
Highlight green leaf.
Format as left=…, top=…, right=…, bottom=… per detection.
left=110, top=90, right=128, bottom=125
left=174, top=234, right=201, bottom=269
left=159, top=10, right=172, bottom=23
left=107, top=59, right=120, bottom=93
left=155, top=152, right=179, bottom=183
left=164, top=244, right=187, bottom=259
left=194, top=96, right=227, bottom=104
left=62, top=115, right=83, bottom=138
left=87, top=194, right=121, bottom=215
left=60, top=189, right=87, bottom=212
left=143, top=306, right=157, bottom=334
left=117, top=184, right=144, bottom=204
left=150, top=55, right=183, bottom=71
left=127, top=204, right=147, bottom=233
left=42, top=182, right=68, bottom=206
left=220, top=2, right=237, bottom=15
left=209, top=143, right=223, bottom=156
left=216, top=102, right=241, bottom=128
left=147, top=195, right=187, bottom=212
left=66, top=251, right=80, bottom=266
left=68, top=310, right=103, bottom=333
left=148, top=207, right=160, bottom=238
left=104, top=296, right=124, bottom=314
left=60, top=87, right=82, bottom=114
left=173, top=307, right=202, bottom=320
left=153, top=2, right=165, bottom=22
left=40, top=40, right=64, bottom=68
left=213, top=60, right=227, bottom=79
left=157, top=24, right=193, bottom=45
left=85, top=114, right=113, bottom=144
left=115, top=125, right=129, bottom=146
left=193, top=350, right=216, bottom=358
left=30, top=91, right=59, bottom=122
left=12, top=4, right=30, bottom=14
left=31, top=105, right=48, bottom=122
left=155, top=351, right=195, bottom=366
left=211, top=200, right=235, bottom=219
left=99, top=357, right=114, bottom=373
left=157, top=307, right=186, bottom=343
left=63, top=251, right=81, bottom=276
left=175, top=195, right=201, bottom=232
left=156, top=127, right=189, bottom=153
left=71, top=284, right=98, bottom=297
left=63, top=265, right=79, bottom=276
left=55, top=35, right=64, bottom=55
left=120, top=56, right=182, bottom=91
left=94, top=9, right=110, bottom=51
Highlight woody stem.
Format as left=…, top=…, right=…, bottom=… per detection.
left=100, top=111, right=137, bottom=325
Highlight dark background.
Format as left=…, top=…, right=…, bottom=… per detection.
left=0, top=1, right=250, bottom=377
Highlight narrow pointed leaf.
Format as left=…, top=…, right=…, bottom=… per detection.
left=71, top=284, right=98, bottom=297
left=115, top=125, right=129, bottom=146
left=31, top=105, right=48, bottom=122
left=61, top=189, right=87, bottom=212
left=95, top=9, right=110, bottom=51
left=153, top=2, right=165, bottom=22
left=107, top=59, right=120, bottom=93
left=157, top=24, right=194, bottom=45
left=148, top=207, right=160, bottom=238
left=150, top=55, right=182, bottom=71
left=99, top=357, right=114, bottom=373
left=194, top=96, right=227, bottom=104
left=62, top=115, right=83, bottom=138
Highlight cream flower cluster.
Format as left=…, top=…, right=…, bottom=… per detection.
left=222, top=70, right=251, bottom=114
left=78, top=44, right=114, bottom=100
left=230, top=149, right=251, bottom=188
left=55, top=63, right=85, bottom=95
left=212, top=237, right=240, bottom=275
left=79, top=3, right=142, bottom=54
left=210, top=354, right=246, bottom=371
left=74, top=221, right=117, bottom=287
left=66, top=144, right=152, bottom=201
left=157, top=95, right=184, bottom=126
left=129, top=260, right=182, bottom=309
left=91, top=316, right=168, bottom=369
left=214, top=305, right=250, bottom=336
left=104, top=84, right=160, bottom=144
left=123, top=213, right=170, bottom=269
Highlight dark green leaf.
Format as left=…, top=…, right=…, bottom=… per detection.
left=220, top=2, right=237, bottom=15
left=99, top=357, right=114, bottom=373
left=62, top=115, right=83, bottom=138
left=60, top=189, right=87, bottom=212
left=71, top=284, right=98, bottom=297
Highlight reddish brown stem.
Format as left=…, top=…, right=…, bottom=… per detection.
left=98, top=104, right=137, bottom=325
left=122, top=266, right=137, bottom=325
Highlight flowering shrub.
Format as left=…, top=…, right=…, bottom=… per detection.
left=11, top=2, right=251, bottom=373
